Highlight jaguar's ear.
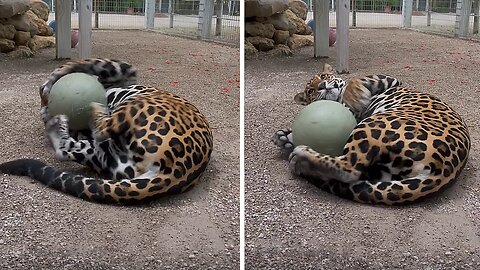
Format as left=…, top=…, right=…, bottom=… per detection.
left=294, top=92, right=308, bottom=105
left=323, top=63, right=333, bottom=73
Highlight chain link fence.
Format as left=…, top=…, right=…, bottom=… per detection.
left=44, top=0, right=239, bottom=46
left=305, top=0, right=479, bottom=41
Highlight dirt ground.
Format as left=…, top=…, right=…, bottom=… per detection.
left=0, top=30, right=239, bottom=269
left=245, top=29, right=480, bottom=269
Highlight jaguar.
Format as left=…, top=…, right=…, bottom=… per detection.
left=0, top=58, right=213, bottom=204
left=273, top=63, right=470, bottom=205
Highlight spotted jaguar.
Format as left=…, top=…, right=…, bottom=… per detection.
left=0, top=58, right=213, bottom=204
left=273, top=64, right=470, bottom=205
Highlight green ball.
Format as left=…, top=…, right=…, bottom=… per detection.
left=48, top=73, right=107, bottom=131
left=292, top=100, right=357, bottom=156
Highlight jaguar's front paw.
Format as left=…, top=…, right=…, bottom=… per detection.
left=272, top=128, right=294, bottom=150
left=46, top=115, right=70, bottom=159
left=288, top=145, right=316, bottom=176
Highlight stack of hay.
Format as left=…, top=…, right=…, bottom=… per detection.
left=245, top=0, right=313, bottom=59
left=0, top=0, right=55, bottom=57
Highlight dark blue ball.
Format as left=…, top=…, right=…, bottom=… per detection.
left=48, top=20, right=56, bottom=32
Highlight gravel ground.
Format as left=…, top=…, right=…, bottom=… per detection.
left=0, top=30, right=239, bottom=269
left=245, top=29, right=480, bottom=269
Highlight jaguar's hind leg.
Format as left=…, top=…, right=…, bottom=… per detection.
left=272, top=128, right=294, bottom=150
left=47, top=115, right=103, bottom=173
left=289, top=145, right=362, bottom=183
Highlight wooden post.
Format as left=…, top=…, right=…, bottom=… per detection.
left=169, top=0, right=174, bottom=28
left=336, top=0, right=349, bottom=73
left=215, top=0, right=224, bottom=36
left=352, top=0, right=356, bottom=27
left=313, top=0, right=329, bottom=58
left=198, top=0, right=214, bottom=40
left=402, top=0, right=413, bottom=28
left=78, top=0, right=92, bottom=59
left=55, top=0, right=72, bottom=59
left=426, top=0, right=431, bottom=26
left=455, top=0, right=472, bottom=37
left=94, top=0, right=99, bottom=28
left=473, top=0, right=479, bottom=34
left=145, top=0, right=155, bottom=29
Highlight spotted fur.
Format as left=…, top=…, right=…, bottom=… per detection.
left=273, top=64, right=470, bottom=205
left=0, top=59, right=213, bottom=204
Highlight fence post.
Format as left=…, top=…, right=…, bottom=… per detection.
left=313, top=0, right=329, bottom=58
left=473, top=0, right=479, bottom=34
left=78, top=0, right=92, bottom=59
left=198, top=0, right=214, bottom=40
left=215, top=0, right=224, bottom=36
left=145, top=0, right=155, bottom=29
left=336, top=0, right=349, bottom=74
left=55, top=0, right=71, bottom=59
left=352, top=0, right=356, bottom=27
left=426, top=0, right=431, bottom=26
left=94, top=0, right=99, bottom=28
left=169, top=0, right=174, bottom=28
left=455, top=0, right=472, bottom=37
left=402, top=0, right=413, bottom=28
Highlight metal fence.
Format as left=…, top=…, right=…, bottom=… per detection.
left=45, top=0, right=239, bottom=46
left=305, top=0, right=479, bottom=41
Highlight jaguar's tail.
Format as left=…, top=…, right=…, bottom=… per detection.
left=0, top=159, right=199, bottom=204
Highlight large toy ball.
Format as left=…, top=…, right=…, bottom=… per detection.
left=71, top=30, right=79, bottom=48
left=48, top=73, right=107, bottom=131
left=292, top=100, right=357, bottom=156
left=48, top=20, right=56, bottom=32
left=307, top=20, right=337, bottom=47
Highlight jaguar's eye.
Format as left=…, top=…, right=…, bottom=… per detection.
left=307, top=88, right=315, bottom=95
left=320, top=74, right=326, bottom=79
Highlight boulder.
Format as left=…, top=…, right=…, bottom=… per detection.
left=284, top=9, right=311, bottom=35
left=8, top=45, right=33, bottom=57
left=267, top=44, right=293, bottom=57
left=245, top=21, right=275, bottom=39
left=245, top=0, right=289, bottom=18
left=30, top=0, right=49, bottom=21
left=0, top=23, right=15, bottom=39
left=273, top=29, right=289, bottom=44
left=246, top=36, right=275, bottom=51
left=28, top=35, right=54, bottom=50
left=0, top=0, right=30, bottom=18
left=25, top=10, right=52, bottom=36
left=289, top=0, right=308, bottom=20
left=256, top=13, right=296, bottom=34
left=14, top=30, right=30, bottom=45
left=245, top=40, right=258, bottom=60
left=0, top=37, right=14, bottom=52
left=5, top=13, right=31, bottom=32
left=287, top=34, right=313, bottom=50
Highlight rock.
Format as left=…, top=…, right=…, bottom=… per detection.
left=28, top=35, right=54, bottom=51
left=25, top=10, right=52, bottom=36
left=30, top=0, right=49, bottom=21
left=284, top=9, right=311, bottom=35
left=246, top=36, right=275, bottom=51
left=273, top=30, right=290, bottom=44
left=8, top=45, right=33, bottom=57
left=245, top=0, right=289, bottom=18
left=245, top=21, right=275, bottom=39
left=289, top=0, right=308, bottom=20
left=14, top=30, right=30, bottom=45
left=0, top=37, right=15, bottom=52
left=0, top=23, right=15, bottom=39
left=0, top=0, right=31, bottom=18
left=256, top=13, right=296, bottom=34
left=287, top=34, right=313, bottom=50
left=267, top=44, right=292, bottom=57
left=245, top=40, right=258, bottom=60
left=5, top=13, right=31, bottom=31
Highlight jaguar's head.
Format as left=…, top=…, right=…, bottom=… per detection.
left=294, top=64, right=346, bottom=105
